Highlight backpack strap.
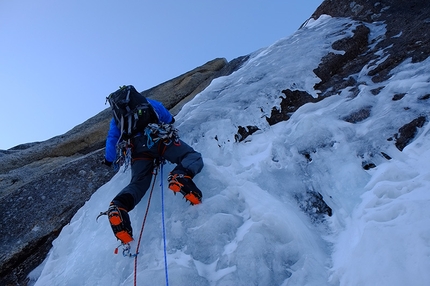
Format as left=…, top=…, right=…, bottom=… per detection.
left=125, top=88, right=132, bottom=136
left=119, top=116, right=125, bottom=142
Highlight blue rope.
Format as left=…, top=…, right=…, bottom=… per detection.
left=145, top=128, right=156, bottom=149
left=160, top=160, right=170, bottom=286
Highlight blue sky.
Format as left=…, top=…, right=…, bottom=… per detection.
left=0, top=0, right=322, bottom=150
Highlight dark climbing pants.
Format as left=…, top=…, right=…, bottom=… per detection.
left=112, top=135, right=204, bottom=211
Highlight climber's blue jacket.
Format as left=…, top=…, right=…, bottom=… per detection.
left=104, top=99, right=174, bottom=162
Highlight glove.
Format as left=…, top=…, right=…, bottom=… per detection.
left=102, top=158, right=113, bottom=167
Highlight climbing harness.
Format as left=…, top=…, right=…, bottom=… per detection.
left=114, top=123, right=179, bottom=170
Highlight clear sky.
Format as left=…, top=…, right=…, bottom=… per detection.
left=0, top=0, right=322, bottom=150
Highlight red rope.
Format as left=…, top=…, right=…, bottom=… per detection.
left=134, top=167, right=158, bottom=286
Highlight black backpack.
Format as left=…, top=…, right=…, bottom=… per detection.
left=106, top=85, right=158, bottom=140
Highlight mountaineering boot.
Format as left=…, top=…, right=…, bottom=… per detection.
left=107, top=204, right=133, bottom=244
left=168, top=171, right=202, bottom=205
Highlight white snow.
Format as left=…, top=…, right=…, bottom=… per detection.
left=31, top=15, right=430, bottom=286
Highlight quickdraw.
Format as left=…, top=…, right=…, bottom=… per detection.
left=114, top=140, right=133, bottom=171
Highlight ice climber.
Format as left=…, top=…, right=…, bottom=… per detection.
left=100, top=85, right=204, bottom=244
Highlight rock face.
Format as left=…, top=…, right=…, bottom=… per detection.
left=264, top=0, right=429, bottom=149
left=0, top=57, right=247, bottom=286
left=143, top=57, right=249, bottom=114
left=312, top=0, right=430, bottom=85
left=310, top=0, right=430, bottom=152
